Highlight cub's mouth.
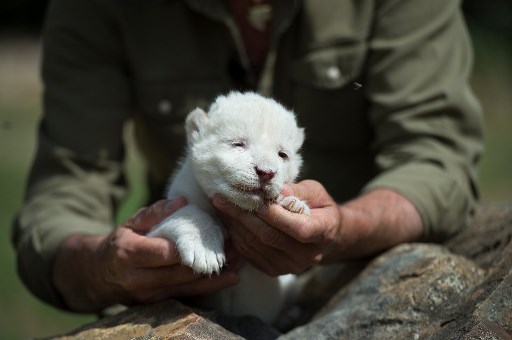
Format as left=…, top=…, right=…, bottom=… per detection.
left=230, top=183, right=278, bottom=202
left=232, top=183, right=262, bottom=194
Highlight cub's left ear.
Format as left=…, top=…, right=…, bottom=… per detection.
left=185, top=108, right=209, bottom=145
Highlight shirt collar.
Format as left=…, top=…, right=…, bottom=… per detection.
left=181, top=0, right=302, bottom=31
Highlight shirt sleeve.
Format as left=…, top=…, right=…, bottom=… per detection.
left=11, top=0, right=132, bottom=308
left=362, top=0, right=484, bottom=241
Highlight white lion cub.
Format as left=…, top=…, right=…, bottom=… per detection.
left=148, top=91, right=309, bottom=324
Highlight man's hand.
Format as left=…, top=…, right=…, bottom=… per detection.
left=213, top=180, right=423, bottom=276
left=52, top=198, right=241, bottom=312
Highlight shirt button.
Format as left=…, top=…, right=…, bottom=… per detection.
left=158, top=99, right=173, bottom=115
left=325, top=66, right=341, bottom=81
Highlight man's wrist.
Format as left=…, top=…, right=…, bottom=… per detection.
left=52, top=233, right=107, bottom=312
left=332, top=189, right=423, bottom=260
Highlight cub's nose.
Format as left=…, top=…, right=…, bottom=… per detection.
left=255, top=166, right=275, bottom=183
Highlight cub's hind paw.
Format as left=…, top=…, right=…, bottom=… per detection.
left=276, top=195, right=311, bottom=215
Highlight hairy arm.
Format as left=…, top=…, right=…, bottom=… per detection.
left=318, top=185, right=423, bottom=261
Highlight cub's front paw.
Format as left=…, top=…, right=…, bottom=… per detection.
left=147, top=206, right=227, bottom=275
left=175, top=228, right=226, bottom=275
left=276, top=195, right=311, bottom=215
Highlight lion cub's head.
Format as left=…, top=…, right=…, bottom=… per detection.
left=185, top=92, right=305, bottom=211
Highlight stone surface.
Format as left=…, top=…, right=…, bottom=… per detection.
left=445, top=204, right=512, bottom=270
left=51, top=204, right=512, bottom=339
left=429, top=204, right=512, bottom=340
left=51, top=300, right=244, bottom=340
left=280, top=244, right=485, bottom=339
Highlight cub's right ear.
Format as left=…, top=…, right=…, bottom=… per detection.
left=185, top=108, right=209, bottom=145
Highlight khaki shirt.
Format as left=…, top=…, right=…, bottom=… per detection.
left=12, top=0, right=484, bottom=308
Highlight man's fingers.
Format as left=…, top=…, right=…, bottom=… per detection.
left=212, top=195, right=247, bottom=221
left=225, top=222, right=283, bottom=276
left=161, top=272, right=240, bottom=299
left=124, top=197, right=187, bottom=233
left=124, top=265, right=201, bottom=290
left=214, top=195, right=286, bottom=250
left=114, top=228, right=181, bottom=268
left=125, top=270, right=240, bottom=304
left=242, top=215, right=322, bottom=266
left=214, top=199, right=284, bottom=274
left=214, top=194, right=323, bottom=269
left=281, top=180, right=330, bottom=209
left=257, top=204, right=320, bottom=243
left=215, top=204, right=318, bottom=275
left=281, top=182, right=310, bottom=200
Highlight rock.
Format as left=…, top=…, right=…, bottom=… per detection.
left=445, top=204, right=512, bottom=270
left=48, top=299, right=282, bottom=340
left=274, top=260, right=370, bottom=331
left=50, top=299, right=244, bottom=340
left=279, top=244, right=485, bottom=339
left=51, top=204, right=512, bottom=339
left=430, top=204, right=512, bottom=339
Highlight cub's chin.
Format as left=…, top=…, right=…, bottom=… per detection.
left=219, top=182, right=282, bottom=212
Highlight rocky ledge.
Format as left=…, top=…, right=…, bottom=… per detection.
left=51, top=204, right=512, bottom=339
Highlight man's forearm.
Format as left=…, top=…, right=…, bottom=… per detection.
left=52, top=234, right=109, bottom=312
left=326, top=188, right=423, bottom=261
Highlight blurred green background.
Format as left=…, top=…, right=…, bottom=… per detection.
left=1, top=1, right=511, bottom=339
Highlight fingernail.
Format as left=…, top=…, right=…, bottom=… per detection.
left=280, top=184, right=293, bottom=197
left=164, top=200, right=175, bottom=211
left=166, top=197, right=187, bottom=211
left=129, top=207, right=146, bottom=225
left=133, top=207, right=146, bottom=218
left=213, top=195, right=228, bottom=209
left=257, top=203, right=269, bottom=215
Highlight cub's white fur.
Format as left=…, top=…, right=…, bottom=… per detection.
left=148, top=91, right=309, bottom=324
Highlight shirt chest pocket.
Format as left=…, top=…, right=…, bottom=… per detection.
left=135, top=80, right=231, bottom=147
left=290, top=44, right=372, bottom=150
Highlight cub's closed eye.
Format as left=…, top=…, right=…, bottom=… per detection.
left=278, top=151, right=288, bottom=160
left=231, top=141, right=246, bottom=148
